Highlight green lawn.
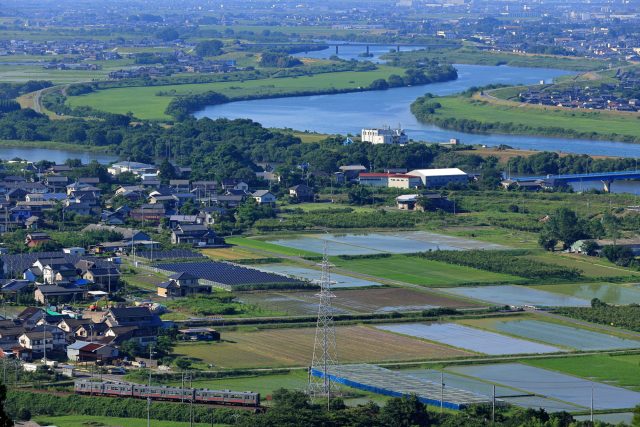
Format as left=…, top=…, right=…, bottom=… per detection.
left=427, top=96, right=640, bottom=142
left=333, top=254, right=523, bottom=287
left=33, top=415, right=225, bottom=427
left=66, top=65, right=405, bottom=120
left=525, top=355, right=640, bottom=391
left=225, top=237, right=320, bottom=257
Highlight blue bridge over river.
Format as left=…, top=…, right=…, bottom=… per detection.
left=509, top=170, right=640, bottom=192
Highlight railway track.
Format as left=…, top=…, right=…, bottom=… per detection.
left=15, top=386, right=265, bottom=412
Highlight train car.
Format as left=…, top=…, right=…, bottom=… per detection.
left=74, top=380, right=105, bottom=395
left=195, top=389, right=260, bottom=406
left=138, top=385, right=194, bottom=402
left=102, top=382, right=133, bottom=397
left=75, top=381, right=260, bottom=408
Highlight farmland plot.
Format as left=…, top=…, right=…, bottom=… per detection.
left=441, top=285, right=590, bottom=307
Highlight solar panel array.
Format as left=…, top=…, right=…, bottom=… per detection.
left=137, top=249, right=204, bottom=261
left=312, top=364, right=494, bottom=410
left=155, top=261, right=304, bottom=287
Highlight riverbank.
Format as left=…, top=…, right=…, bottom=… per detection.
left=411, top=94, right=640, bottom=144
left=382, top=46, right=623, bottom=72
left=65, top=65, right=456, bottom=121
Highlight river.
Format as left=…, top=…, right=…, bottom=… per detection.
left=0, top=147, right=117, bottom=164
left=194, top=63, right=640, bottom=158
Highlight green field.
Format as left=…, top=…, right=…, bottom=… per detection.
left=422, top=96, right=640, bottom=142
left=66, top=65, right=405, bottom=120
left=333, top=254, right=523, bottom=287
left=384, top=46, right=617, bottom=71
left=525, top=354, right=640, bottom=391
left=531, top=253, right=640, bottom=279
left=225, top=236, right=320, bottom=257
left=34, top=415, right=225, bottom=427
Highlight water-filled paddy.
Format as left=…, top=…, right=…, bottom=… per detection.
left=376, top=323, right=562, bottom=355
left=441, top=285, right=591, bottom=307
left=492, top=319, right=640, bottom=351
left=254, top=264, right=384, bottom=288
left=268, top=231, right=506, bottom=256
left=448, top=363, right=640, bottom=410
left=536, top=283, right=640, bottom=305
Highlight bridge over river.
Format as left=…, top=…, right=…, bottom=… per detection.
left=510, top=170, right=640, bottom=192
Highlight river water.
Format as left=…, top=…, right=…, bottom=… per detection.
left=195, top=63, right=640, bottom=158
left=0, top=147, right=117, bottom=164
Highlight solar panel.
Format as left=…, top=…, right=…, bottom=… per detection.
left=138, top=249, right=204, bottom=261
left=155, top=261, right=305, bottom=287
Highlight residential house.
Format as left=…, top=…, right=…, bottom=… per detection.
left=67, top=341, right=119, bottom=362
left=157, top=272, right=211, bottom=298
left=289, top=184, right=314, bottom=202
left=178, top=327, right=220, bottom=341
left=252, top=190, right=276, bottom=205
left=35, top=285, right=87, bottom=304
left=171, top=224, right=218, bottom=247
left=25, top=233, right=51, bottom=248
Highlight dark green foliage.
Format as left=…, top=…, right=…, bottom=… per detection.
left=164, top=91, right=229, bottom=121
left=601, top=245, right=635, bottom=266
left=420, top=250, right=581, bottom=280
left=507, top=151, right=640, bottom=175
left=259, top=52, right=303, bottom=68
left=0, top=81, right=52, bottom=100
left=369, top=79, right=389, bottom=90
left=155, top=27, right=180, bottom=41
left=540, top=208, right=590, bottom=250
left=0, top=100, right=20, bottom=114
left=557, top=302, right=640, bottom=332
left=194, top=39, right=224, bottom=57
left=5, top=391, right=240, bottom=424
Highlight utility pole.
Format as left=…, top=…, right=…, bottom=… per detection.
left=492, top=385, right=496, bottom=424
left=590, top=381, right=594, bottom=423
left=440, top=371, right=444, bottom=414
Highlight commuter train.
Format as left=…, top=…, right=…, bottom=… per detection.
left=74, top=380, right=260, bottom=407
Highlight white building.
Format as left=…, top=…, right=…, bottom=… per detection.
left=407, top=168, right=469, bottom=188
left=361, top=127, right=409, bottom=145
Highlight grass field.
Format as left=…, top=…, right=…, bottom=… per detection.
left=425, top=96, right=640, bottom=142
left=201, top=247, right=266, bottom=261
left=333, top=254, right=523, bottom=287
left=532, top=252, right=640, bottom=279
left=66, top=65, right=405, bottom=120
left=438, top=226, right=539, bottom=249
left=525, top=354, right=640, bottom=391
left=173, top=325, right=472, bottom=369
left=225, top=237, right=320, bottom=257
left=34, top=415, right=224, bottom=427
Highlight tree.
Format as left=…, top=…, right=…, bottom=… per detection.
left=194, top=40, right=223, bottom=57
left=158, top=159, right=176, bottom=182
left=175, top=358, right=192, bottom=370
left=378, top=395, right=429, bottom=427
left=348, top=186, right=372, bottom=206
left=632, top=403, right=640, bottom=426
left=541, top=208, right=589, bottom=250
left=155, top=28, right=179, bottom=42
left=369, top=79, right=389, bottom=90
left=0, top=384, right=12, bottom=426
left=581, top=240, right=599, bottom=256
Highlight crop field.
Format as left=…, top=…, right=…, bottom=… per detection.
left=238, top=287, right=480, bottom=315
left=225, top=237, right=320, bottom=257
left=33, top=416, right=221, bottom=427
left=173, top=325, right=473, bottom=369
left=427, top=96, right=640, bottom=142
left=459, top=318, right=640, bottom=351
left=333, top=255, right=522, bottom=287
left=440, top=285, right=590, bottom=307
left=532, top=253, right=640, bottom=279
left=438, top=226, right=539, bottom=249
left=201, top=246, right=265, bottom=261
left=254, top=264, right=385, bottom=288
left=66, top=65, right=405, bottom=119
left=525, top=355, right=640, bottom=391
left=377, top=323, right=562, bottom=355
left=534, top=283, right=640, bottom=305
left=448, top=363, right=640, bottom=410
left=269, top=231, right=507, bottom=256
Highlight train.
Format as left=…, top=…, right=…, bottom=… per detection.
left=74, top=380, right=260, bottom=407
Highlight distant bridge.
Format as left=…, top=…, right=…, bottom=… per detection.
left=510, top=170, right=640, bottom=192
left=237, top=42, right=439, bottom=55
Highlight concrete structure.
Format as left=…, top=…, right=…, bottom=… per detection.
left=361, top=127, right=408, bottom=145
left=358, top=173, right=422, bottom=188
left=408, top=168, right=469, bottom=188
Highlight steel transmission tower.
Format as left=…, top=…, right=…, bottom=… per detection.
left=309, top=242, right=339, bottom=404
